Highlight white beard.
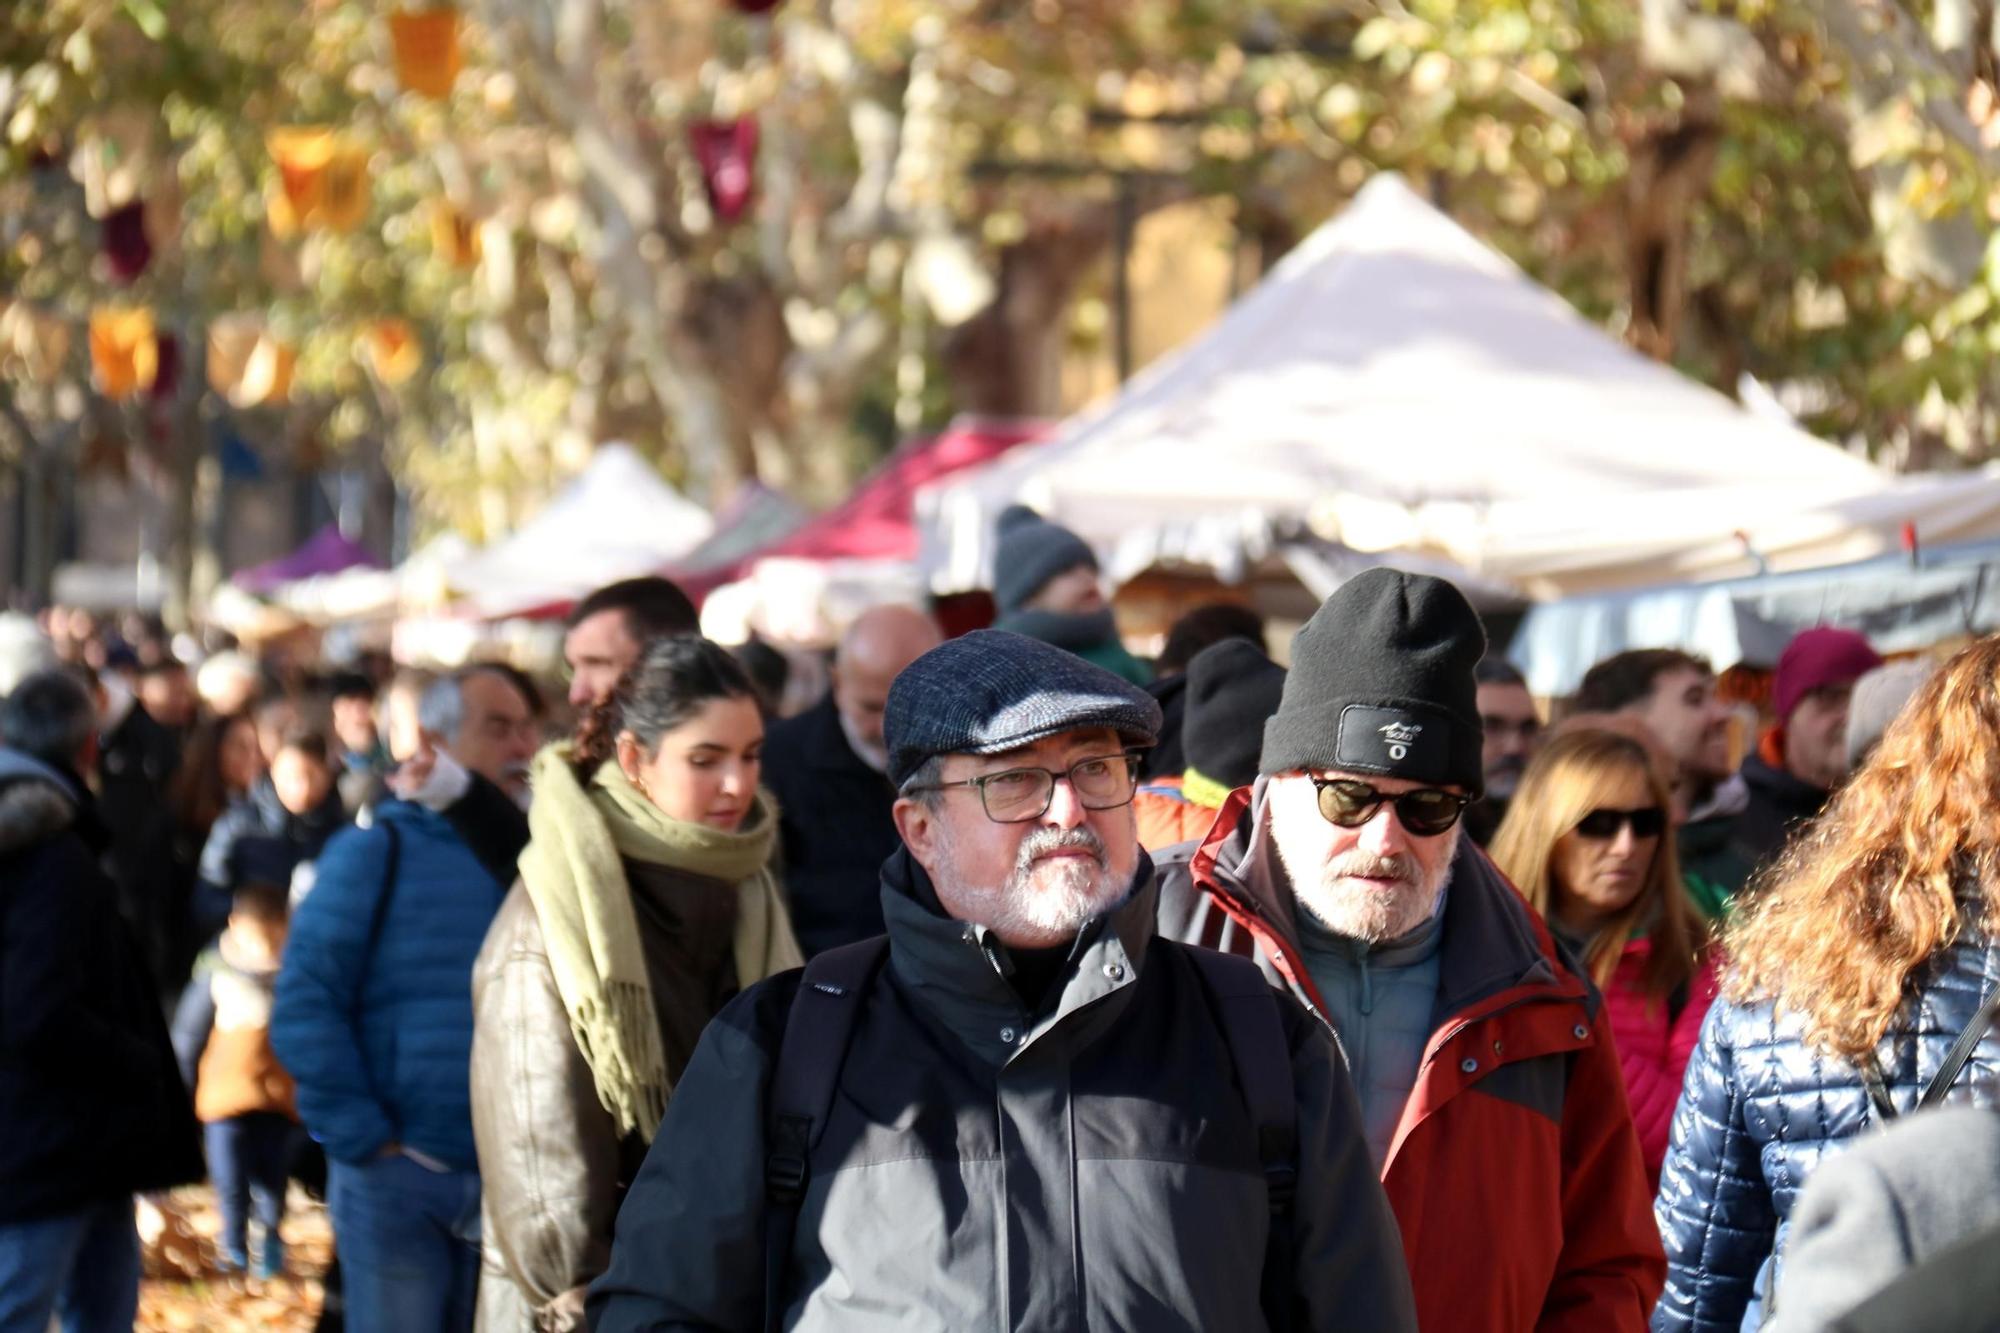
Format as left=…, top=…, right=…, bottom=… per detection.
left=938, top=823, right=1135, bottom=945
left=1273, top=818, right=1459, bottom=945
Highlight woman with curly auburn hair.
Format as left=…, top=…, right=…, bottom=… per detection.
left=1654, top=635, right=2000, bottom=1333
left=1490, top=716, right=1718, bottom=1189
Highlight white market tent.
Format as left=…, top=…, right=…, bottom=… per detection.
left=446, top=443, right=714, bottom=618
left=920, top=173, right=2000, bottom=601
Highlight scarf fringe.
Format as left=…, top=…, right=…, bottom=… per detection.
left=568, top=980, right=671, bottom=1141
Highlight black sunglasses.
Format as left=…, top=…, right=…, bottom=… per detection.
left=1572, top=807, right=1666, bottom=840
left=1309, top=777, right=1470, bottom=837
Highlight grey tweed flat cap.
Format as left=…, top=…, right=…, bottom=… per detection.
left=884, top=629, right=1161, bottom=788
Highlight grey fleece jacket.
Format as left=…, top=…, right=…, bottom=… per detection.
left=588, top=847, right=1416, bottom=1332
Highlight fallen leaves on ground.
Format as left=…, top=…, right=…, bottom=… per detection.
left=138, top=1185, right=331, bottom=1332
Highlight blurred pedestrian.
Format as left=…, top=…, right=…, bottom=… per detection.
left=0, top=612, right=57, bottom=698
left=588, top=630, right=1414, bottom=1331
left=1142, top=602, right=1266, bottom=778
left=194, top=728, right=347, bottom=944
left=1844, top=658, right=1935, bottom=772
left=1489, top=717, right=1717, bottom=1187
left=1157, top=570, right=1664, bottom=1330
left=729, top=637, right=792, bottom=721
left=196, top=649, right=263, bottom=719
left=989, top=505, right=1149, bottom=684
left=473, top=635, right=800, bottom=1329
left=1654, top=635, right=2000, bottom=1332
left=169, top=882, right=298, bottom=1278
left=270, top=668, right=534, bottom=1333
left=1728, top=627, right=1882, bottom=876
left=1131, top=637, right=1284, bottom=851
left=384, top=665, right=541, bottom=890
left=562, top=577, right=699, bottom=710
left=761, top=606, right=941, bottom=956
left=1462, top=656, right=1541, bottom=845
left=330, top=672, right=390, bottom=815
left=0, top=670, right=202, bottom=1332
left=1575, top=649, right=1743, bottom=917
left=90, top=663, right=184, bottom=1004
left=135, top=656, right=197, bottom=735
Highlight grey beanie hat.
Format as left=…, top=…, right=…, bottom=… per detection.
left=883, top=629, right=1161, bottom=788
left=1845, top=658, right=1934, bottom=770
left=992, top=505, right=1098, bottom=615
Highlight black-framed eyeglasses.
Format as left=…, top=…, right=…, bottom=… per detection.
left=1572, top=806, right=1666, bottom=840
left=907, top=750, right=1143, bottom=824
left=1309, top=776, right=1470, bottom=838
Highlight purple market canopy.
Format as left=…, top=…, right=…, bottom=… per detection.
left=234, top=523, right=383, bottom=595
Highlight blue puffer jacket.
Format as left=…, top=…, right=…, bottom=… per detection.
left=270, top=799, right=507, bottom=1170
left=1653, top=933, right=2000, bottom=1332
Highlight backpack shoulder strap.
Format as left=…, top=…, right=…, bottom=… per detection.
left=762, top=936, right=889, bottom=1333
left=1184, top=943, right=1299, bottom=1333
left=1865, top=984, right=2000, bottom=1124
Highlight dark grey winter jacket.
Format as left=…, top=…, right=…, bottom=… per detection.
left=588, top=847, right=1416, bottom=1332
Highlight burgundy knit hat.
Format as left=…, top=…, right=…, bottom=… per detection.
left=1773, top=627, right=1883, bottom=722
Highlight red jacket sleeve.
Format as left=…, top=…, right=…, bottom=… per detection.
left=1538, top=1006, right=1667, bottom=1331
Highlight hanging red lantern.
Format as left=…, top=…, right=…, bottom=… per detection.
left=102, top=201, right=152, bottom=282
left=689, top=118, right=759, bottom=224
left=148, top=333, right=180, bottom=401
left=732, top=0, right=783, bottom=12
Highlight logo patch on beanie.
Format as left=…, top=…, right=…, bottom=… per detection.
left=1377, top=721, right=1423, bottom=761
left=1336, top=705, right=1448, bottom=777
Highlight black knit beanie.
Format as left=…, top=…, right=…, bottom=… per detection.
left=993, top=505, right=1098, bottom=614
left=1183, top=639, right=1286, bottom=790
left=1259, top=568, right=1486, bottom=792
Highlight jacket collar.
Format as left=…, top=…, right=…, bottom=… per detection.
left=1741, top=748, right=1829, bottom=817
left=1193, top=775, right=1581, bottom=1024
left=0, top=746, right=103, bottom=856
left=800, top=697, right=888, bottom=778
left=878, top=843, right=1157, bottom=1066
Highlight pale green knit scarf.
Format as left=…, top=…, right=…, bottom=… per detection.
left=519, top=742, right=801, bottom=1140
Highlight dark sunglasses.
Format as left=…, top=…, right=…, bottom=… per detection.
left=1572, top=807, right=1666, bottom=840
left=1309, top=777, right=1470, bottom=837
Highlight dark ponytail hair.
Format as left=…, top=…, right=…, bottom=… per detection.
left=572, top=634, right=761, bottom=776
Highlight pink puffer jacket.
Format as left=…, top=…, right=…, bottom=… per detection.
left=1602, top=939, right=1719, bottom=1188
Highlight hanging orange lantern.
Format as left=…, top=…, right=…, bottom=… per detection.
left=362, top=319, right=422, bottom=384
left=267, top=128, right=371, bottom=237
left=89, top=306, right=158, bottom=399
left=390, top=9, right=463, bottom=100
left=430, top=200, right=483, bottom=267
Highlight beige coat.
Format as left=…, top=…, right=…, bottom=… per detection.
left=471, top=856, right=794, bottom=1331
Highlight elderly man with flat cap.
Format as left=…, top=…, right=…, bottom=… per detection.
left=1158, top=568, right=1664, bottom=1332
left=590, top=630, right=1414, bottom=1331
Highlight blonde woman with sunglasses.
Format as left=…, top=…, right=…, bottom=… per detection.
left=1491, top=717, right=1718, bottom=1189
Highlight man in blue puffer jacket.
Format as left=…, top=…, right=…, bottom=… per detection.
left=272, top=666, right=538, bottom=1332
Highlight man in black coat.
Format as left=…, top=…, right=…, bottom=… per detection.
left=0, top=670, right=203, bottom=1330
left=761, top=605, right=941, bottom=956
left=93, top=668, right=186, bottom=999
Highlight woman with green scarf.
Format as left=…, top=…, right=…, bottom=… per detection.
left=469, top=635, right=802, bottom=1331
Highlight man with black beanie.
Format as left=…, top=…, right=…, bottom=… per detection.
left=1157, top=567, right=1663, bottom=1332
left=988, top=505, right=1149, bottom=685
left=1132, top=637, right=1285, bottom=850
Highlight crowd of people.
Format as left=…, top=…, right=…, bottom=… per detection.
left=0, top=506, right=1995, bottom=1333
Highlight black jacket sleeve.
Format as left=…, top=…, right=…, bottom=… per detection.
left=587, top=978, right=797, bottom=1332
left=442, top=772, right=531, bottom=888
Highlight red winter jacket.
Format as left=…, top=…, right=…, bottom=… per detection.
left=1598, top=941, right=1718, bottom=1190
left=1156, top=782, right=1665, bottom=1333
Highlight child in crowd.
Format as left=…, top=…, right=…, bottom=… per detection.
left=170, top=882, right=298, bottom=1278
